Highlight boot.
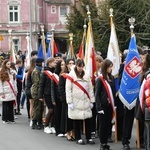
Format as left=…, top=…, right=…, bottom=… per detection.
left=32, top=120, right=37, bottom=129
left=36, top=119, right=43, bottom=130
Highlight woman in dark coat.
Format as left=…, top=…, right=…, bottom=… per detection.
left=58, top=59, right=75, bottom=141
left=95, top=59, right=116, bottom=150
left=51, top=60, right=64, bottom=136
left=38, top=58, right=56, bottom=134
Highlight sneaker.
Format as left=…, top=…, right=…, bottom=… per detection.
left=57, top=133, right=64, bottom=137
left=50, top=127, right=56, bottom=134
left=14, top=116, right=18, bottom=119
left=2, top=121, right=9, bottom=124
left=44, top=127, right=52, bottom=134
left=76, top=139, right=85, bottom=145
left=29, top=120, right=33, bottom=127
left=86, top=139, right=95, bottom=144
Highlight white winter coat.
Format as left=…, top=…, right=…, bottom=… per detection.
left=66, top=69, right=95, bottom=120
left=0, top=69, right=17, bottom=101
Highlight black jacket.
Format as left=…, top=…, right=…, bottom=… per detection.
left=95, top=75, right=116, bottom=112
left=25, top=72, right=32, bottom=97
left=51, top=78, right=60, bottom=104
left=38, top=67, right=55, bottom=98
left=58, top=74, right=66, bottom=103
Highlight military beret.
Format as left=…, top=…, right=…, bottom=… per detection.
left=35, top=58, right=44, bottom=63
left=54, top=52, right=62, bottom=58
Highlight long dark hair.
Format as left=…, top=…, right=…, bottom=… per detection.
left=74, top=59, right=85, bottom=79
left=55, top=60, right=63, bottom=75
left=0, top=59, right=10, bottom=82
left=28, top=58, right=36, bottom=74
left=140, top=53, right=150, bottom=83
left=101, top=59, right=113, bottom=81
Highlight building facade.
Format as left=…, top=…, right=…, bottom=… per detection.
left=0, top=0, right=76, bottom=54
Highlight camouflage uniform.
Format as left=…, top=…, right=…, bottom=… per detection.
left=31, top=67, right=44, bottom=129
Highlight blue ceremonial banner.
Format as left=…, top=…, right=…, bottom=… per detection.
left=119, top=35, right=142, bottom=110
left=37, top=43, right=44, bottom=59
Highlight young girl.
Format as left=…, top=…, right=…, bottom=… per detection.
left=66, top=59, right=95, bottom=145
left=95, top=59, right=115, bottom=150
left=0, top=60, right=17, bottom=123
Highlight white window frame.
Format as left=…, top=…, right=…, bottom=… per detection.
left=8, top=1, right=20, bottom=24
left=59, top=6, right=68, bottom=17
left=51, top=5, right=56, bottom=14
left=12, top=36, right=20, bottom=52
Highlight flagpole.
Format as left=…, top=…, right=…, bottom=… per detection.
left=82, top=19, right=87, bottom=58
left=8, top=29, right=12, bottom=52
left=69, top=33, right=73, bottom=59
left=109, top=8, right=118, bottom=143
left=129, top=17, right=140, bottom=149
left=26, top=32, right=30, bottom=67
left=51, top=24, right=55, bottom=57
left=40, top=25, right=46, bottom=62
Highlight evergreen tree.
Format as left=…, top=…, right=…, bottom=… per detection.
left=66, top=0, right=150, bottom=55
left=66, top=0, right=101, bottom=54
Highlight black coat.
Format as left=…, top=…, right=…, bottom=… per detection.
left=38, top=67, right=55, bottom=98
left=95, top=75, right=116, bottom=112
left=58, top=74, right=66, bottom=103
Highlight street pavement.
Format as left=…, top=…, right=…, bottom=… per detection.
left=0, top=104, right=139, bottom=150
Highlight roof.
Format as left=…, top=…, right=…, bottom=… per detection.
left=45, top=0, right=71, bottom=4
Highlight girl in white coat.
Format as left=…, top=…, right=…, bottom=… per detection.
left=66, top=59, right=95, bottom=145
left=0, top=60, right=17, bottom=123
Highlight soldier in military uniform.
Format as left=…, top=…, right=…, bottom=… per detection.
left=31, top=58, right=44, bottom=129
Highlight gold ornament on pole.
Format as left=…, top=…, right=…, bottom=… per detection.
left=69, top=33, right=74, bottom=59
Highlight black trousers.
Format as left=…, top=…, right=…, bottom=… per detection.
left=2, top=101, right=14, bottom=121
left=73, top=118, right=91, bottom=140
left=91, top=103, right=97, bottom=133
left=98, top=105, right=112, bottom=144
left=54, top=101, right=62, bottom=135
left=122, top=107, right=135, bottom=145
left=17, top=85, right=22, bottom=113
left=26, top=96, right=30, bottom=119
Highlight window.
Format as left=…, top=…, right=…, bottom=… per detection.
left=13, top=39, right=19, bottom=52
left=8, top=3, right=20, bottom=23
left=51, top=6, right=56, bottom=14
left=60, top=6, right=67, bottom=16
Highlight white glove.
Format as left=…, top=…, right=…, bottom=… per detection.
left=90, top=103, right=94, bottom=109
left=68, top=103, right=74, bottom=110
left=98, top=110, right=104, bottom=114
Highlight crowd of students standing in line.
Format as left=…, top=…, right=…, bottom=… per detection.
left=1, top=49, right=150, bottom=150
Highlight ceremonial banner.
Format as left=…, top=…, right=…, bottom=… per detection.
left=84, top=21, right=96, bottom=85
left=78, top=30, right=86, bottom=60
left=107, top=18, right=120, bottom=91
left=46, top=40, right=51, bottom=59
left=25, top=35, right=31, bottom=67
left=51, top=36, right=58, bottom=57
left=9, top=37, right=16, bottom=63
left=119, top=35, right=142, bottom=109
left=37, top=43, right=44, bottom=59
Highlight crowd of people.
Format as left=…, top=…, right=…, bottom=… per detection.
left=0, top=48, right=150, bottom=150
